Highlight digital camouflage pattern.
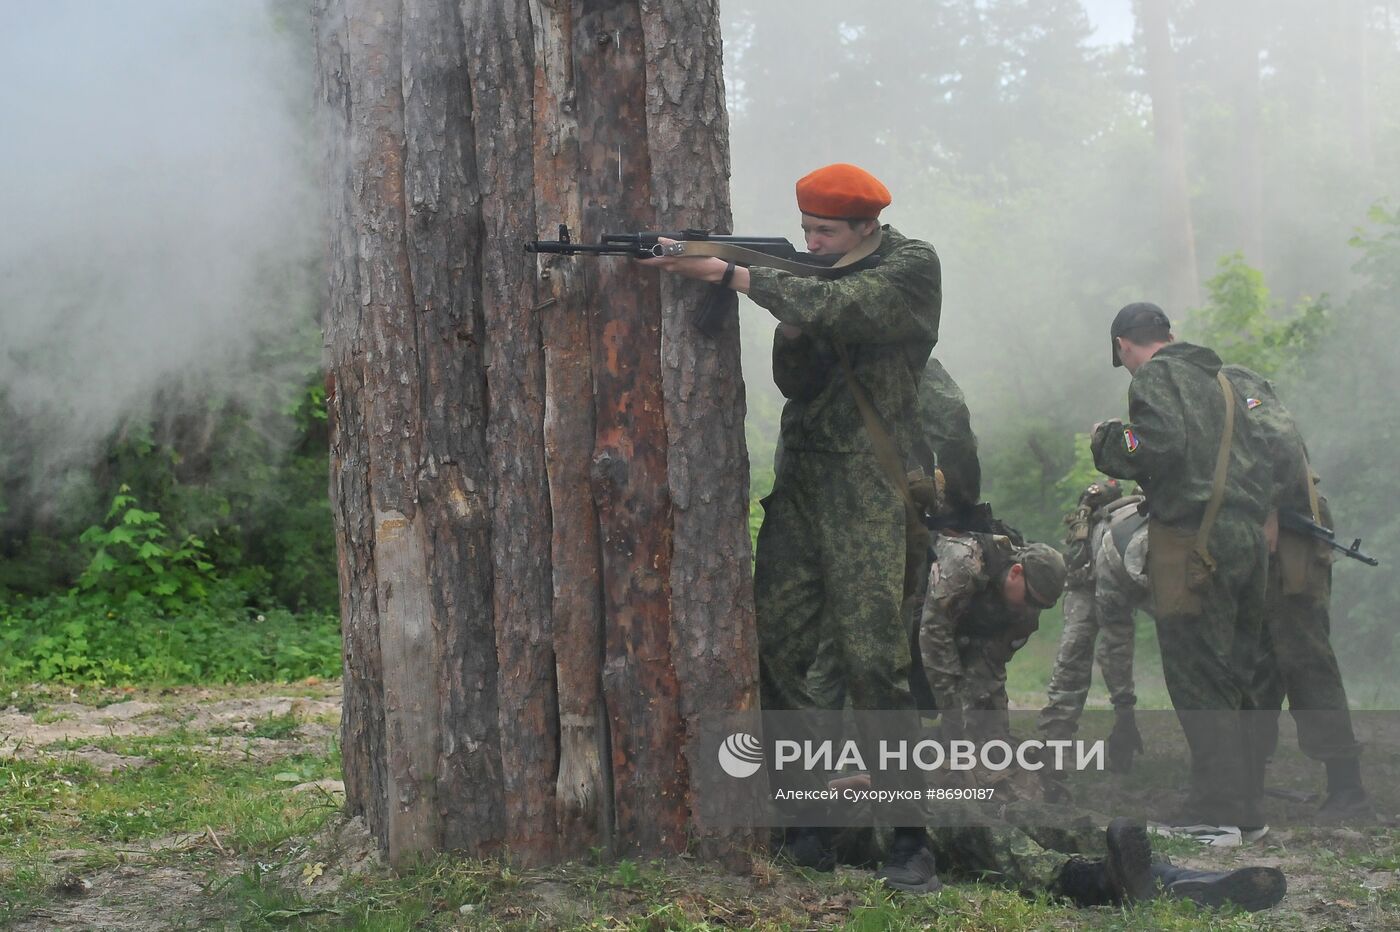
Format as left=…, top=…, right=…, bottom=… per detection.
left=1092, top=342, right=1271, bottom=527
left=918, top=534, right=1045, bottom=736
left=917, top=358, right=981, bottom=511
left=751, top=225, right=941, bottom=717
left=753, top=226, right=940, bottom=458
left=1221, top=366, right=1361, bottom=768
left=1093, top=341, right=1270, bottom=826
left=928, top=800, right=1106, bottom=893
left=1039, top=507, right=1148, bottom=735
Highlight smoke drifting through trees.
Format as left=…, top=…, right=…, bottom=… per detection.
left=0, top=2, right=318, bottom=497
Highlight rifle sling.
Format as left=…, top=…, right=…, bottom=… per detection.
left=1195, top=372, right=1236, bottom=569
left=672, top=227, right=883, bottom=277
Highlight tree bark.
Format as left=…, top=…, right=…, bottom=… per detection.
left=638, top=0, right=758, bottom=865
left=319, top=0, right=755, bottom=865
left=463, top=0, right=561, bottom=867
left=529, top=0, right=612, bottom=856
left=575, top=0, right=689, bottom=855
left=1139, top=0, right=1200, bottom=309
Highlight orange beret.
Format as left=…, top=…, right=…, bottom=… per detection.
left=795, top=163, right=892, bottom=220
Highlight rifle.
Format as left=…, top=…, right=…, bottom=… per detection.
left=525, top=224, right=879, bottom=335
left=1279, top=509, right=1380, bottom=566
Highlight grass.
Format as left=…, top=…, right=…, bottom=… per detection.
left=4, top=683, right=1400, bottom=930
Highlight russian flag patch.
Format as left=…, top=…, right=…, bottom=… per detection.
left=1123, top=427, right=1140, bottom=453
left=1246, top=397, right=1263, bottom=410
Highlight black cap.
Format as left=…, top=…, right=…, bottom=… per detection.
left=1110, top=302, right=1171, bottom=367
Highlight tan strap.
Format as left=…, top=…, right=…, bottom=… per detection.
left=1195, top=372, right=1236, bottom=569
left=667, top=227, right=883, bottom=277
left=1302, top=453, right=1322, bottom=525
left=833, top=341, right=915, bottom=511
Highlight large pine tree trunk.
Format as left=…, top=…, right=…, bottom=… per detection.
left=317, top=0, right=756, bottom=868
left=1222, top=0, right=1263, bottom=264
left=1139, top=0, right=1200, bottom=309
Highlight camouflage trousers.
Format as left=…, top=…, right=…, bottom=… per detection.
left=755, top=450, right=914, bottom=713
left=1250, top=550, right=1360, bottom=767
left=1040, top=521, right=1146, bottom=735
left=928, top=800, right=1105, bottom=892
left=1153, top=517, right=1267, bottom=826
left=755, top=451, right=920, bottom=819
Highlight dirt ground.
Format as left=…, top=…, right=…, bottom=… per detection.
left=4, top=684, right=1399, bottom=930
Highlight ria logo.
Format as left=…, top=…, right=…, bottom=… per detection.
left=717, top=732, right=763, bottom=778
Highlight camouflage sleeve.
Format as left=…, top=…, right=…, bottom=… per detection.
left=746, top=240, right=941, bottom=345
left=1092, top=359, right=1183, bottom=482
left=918, top=539, right=981, bottom=709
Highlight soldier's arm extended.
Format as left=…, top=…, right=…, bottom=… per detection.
left=745, top=239, right=941, bottom=345
left=1092, top=359, right=1183, bottom=482
left=918, top=544, right=980, bottom=711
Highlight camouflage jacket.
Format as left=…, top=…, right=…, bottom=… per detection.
left=1220, top=365, right=1316, bottom=517
left=752, top=226, right=940, bottom=456
left=919, top=534, right=1039, bottom=709
left=1091, top=342, right=1270, bottom=528
left=919, top=358, right=981, bottom=510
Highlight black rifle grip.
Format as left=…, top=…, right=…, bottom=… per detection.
left=694, top=284, right=736, bottom=336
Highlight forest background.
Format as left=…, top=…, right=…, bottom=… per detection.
left=3, top=0, right=1399, bottom=704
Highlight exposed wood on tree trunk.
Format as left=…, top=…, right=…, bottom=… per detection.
left=638, top=0, right=758, bottom=866
left=1139, top=0, right=1200, bottom=309
left=463, top=0, right=561, bottom=866
left=346, top=0, right=444, bottom=865
left=529, top=0, right=611, bottom=856
left=319, top=0, right=756, bottom=865
left=401, top=0, right=504, bottom=855
left=316, top=0, right=389, bottom=844
left=575, top=0, right=689, bottom=855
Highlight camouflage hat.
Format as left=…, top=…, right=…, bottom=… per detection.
left=1017, top=543, right=1067, bottom=609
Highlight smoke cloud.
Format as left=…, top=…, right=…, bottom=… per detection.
left=0, top=1, right=318, bottom=471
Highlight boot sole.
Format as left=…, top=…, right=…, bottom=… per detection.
left=1105, top=818, right=1154, bottom=902
left=879, top=875, right=944, bottom=894
left=1170, top=867, right=1286, bottom=912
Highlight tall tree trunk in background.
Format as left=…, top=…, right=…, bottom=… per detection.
left=1139, top=0, right=1200, bottom=310
left=1340, top=0, right=1374, bottom=172
left=1223, top=0, right=1263, bottom=265
left=317, top=0, right=756, bottom=867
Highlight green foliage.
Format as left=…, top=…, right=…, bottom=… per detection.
left=1180, top=252, right=1330, bottom=378
left=76, top=486, right=216, bottom=612
left=0, top=585, right=340, bottom=686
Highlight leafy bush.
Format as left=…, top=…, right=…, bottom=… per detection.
left=0, top=585, right=340, bottom=686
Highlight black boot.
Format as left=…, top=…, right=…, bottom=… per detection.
left=1053, top=818, right=1153, bottom=906
left=875, top=827, right=942, bottom=893
left=1053, top=857, right=1116, bottom=907
left=1318, top=759, right=1372, bottom=823
left=1107, top=705, right=1144, bottom=773
left=1151, top=861, right=1286, bottom=912
left=779, top=826, right=835, bottom=872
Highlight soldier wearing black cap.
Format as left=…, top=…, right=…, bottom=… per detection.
left=1091, top=303, right=1273, bottom=834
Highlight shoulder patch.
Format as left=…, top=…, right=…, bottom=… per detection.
left=1123, top=427, right=1139, bottom=453
left=1246, top=397, right=1263, bottom=410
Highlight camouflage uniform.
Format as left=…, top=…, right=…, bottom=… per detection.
left=917, top=535, right=1063, bottom=741
left=1093, top=341, right=1272, bottom=827
left=749, top=225, right=939, bottom=725
left=918, top=358, right=981, bottom=515
left=928, top=801, right=1106, bottom=892
left=1220, top=366, right=1362, bottom=783
left=1039, top=499, right=1150, bottom=737
left=806, top=356, right=981, bottom=711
